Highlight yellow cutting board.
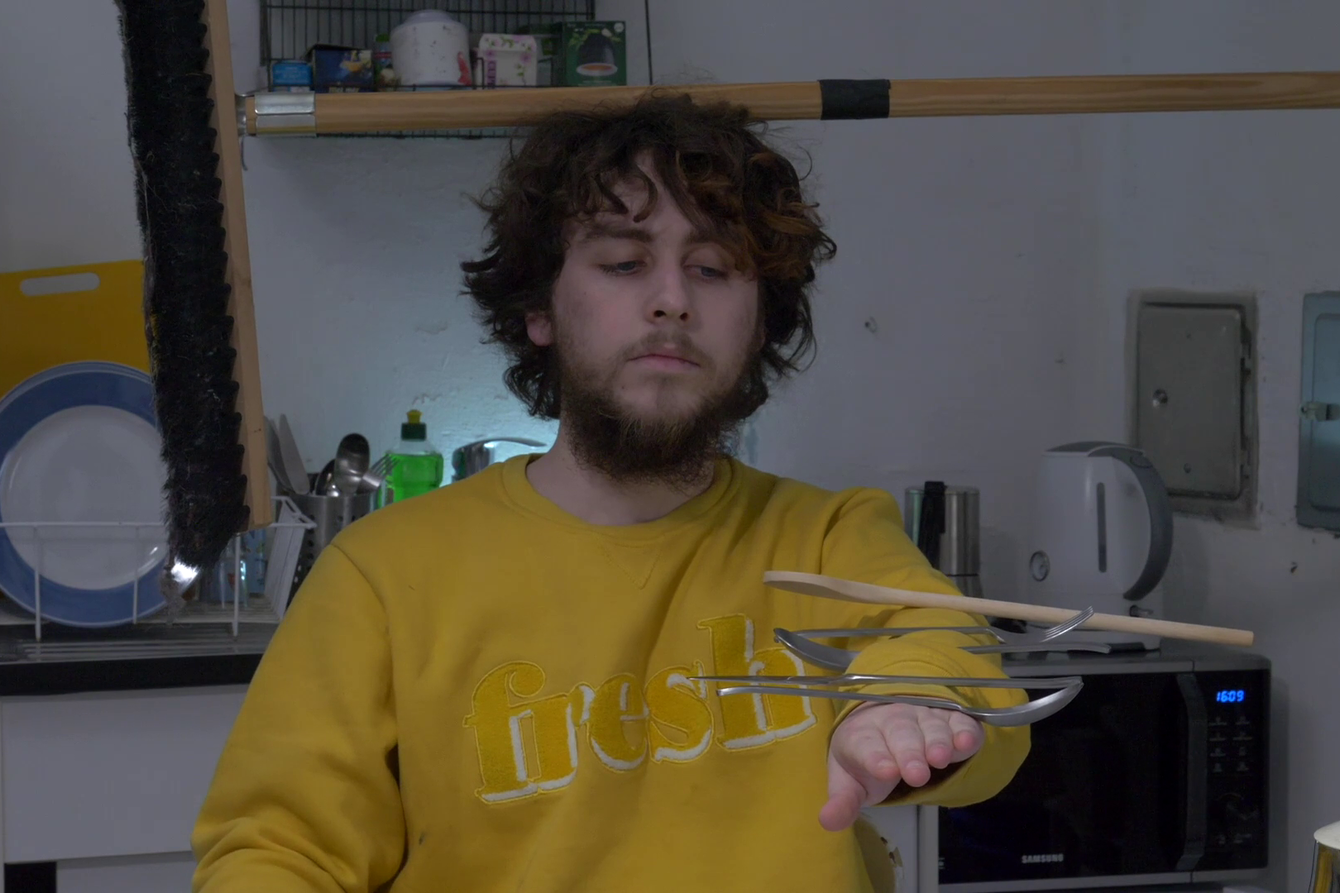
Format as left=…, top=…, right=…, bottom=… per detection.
left=0, top=260, right=150, bottom=399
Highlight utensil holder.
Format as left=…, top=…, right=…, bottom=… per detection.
left=903, top=483, right=980, bottom=577
left=288, top=491, right=374, bottom=599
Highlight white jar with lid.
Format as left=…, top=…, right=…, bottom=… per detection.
left=390, top=10, right=472, bottom=87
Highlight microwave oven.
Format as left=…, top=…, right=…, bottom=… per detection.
left=859, top=642, right=1271, bottom=893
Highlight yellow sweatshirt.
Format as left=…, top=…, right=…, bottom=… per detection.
left=192, top=456, right=1029, bottom=893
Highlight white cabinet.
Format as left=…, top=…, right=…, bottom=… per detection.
left=56, top=853, right=197, bottom=893
left=0, top=686, right=247, bottom=890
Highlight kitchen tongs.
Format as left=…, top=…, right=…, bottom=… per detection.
left=694, top=676, right=1083, bottom=728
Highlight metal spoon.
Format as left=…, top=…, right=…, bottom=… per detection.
left=313, top=459, right=338, bottom=496
left=332, top=433, right=370, bottom=495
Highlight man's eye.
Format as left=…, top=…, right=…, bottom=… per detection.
left=696, top=265, right=728, bottom=280
left=599, top=261, right=642, bottom=276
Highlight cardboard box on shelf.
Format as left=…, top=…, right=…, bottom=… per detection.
left=268, top=60, right=312, bottom=92
left=475, top=34, right=539, bottom=87
left=306, top=44, right=375, bottom=93
left=520, top=21, right=626, bottom=87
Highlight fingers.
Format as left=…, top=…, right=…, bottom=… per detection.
left=830, top=718, right=903, bottom=799
left=824, top=705, right=988, bottom=833
left=820, top=749, right=874, bottom=832
left=915, top=708, right=955, bottom=771
left=875, top=707, right=931, bottom=786
left=946, top=710, right=985, bottom=760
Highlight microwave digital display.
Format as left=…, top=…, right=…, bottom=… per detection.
left=1215, top=688, right=1247, bottom=703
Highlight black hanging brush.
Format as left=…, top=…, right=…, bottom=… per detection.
left=115, top=0, right=271, bottom=605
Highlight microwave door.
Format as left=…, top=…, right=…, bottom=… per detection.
left=937, top=672, right=1199, bottom=890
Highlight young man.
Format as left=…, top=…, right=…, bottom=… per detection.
left=191, top=95, right=1029, bottom=892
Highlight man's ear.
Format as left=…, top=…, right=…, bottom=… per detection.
left=753, top=295, right=767, bottom=352
left=526, top=310, right=554, bottom=347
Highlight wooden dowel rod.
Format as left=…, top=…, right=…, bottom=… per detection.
left=764, top=571, right=1256, bottom=648
left=204, top=0, right=271, bottom=529
left=312, top=82, right=821, bottom=133
left=245, top=71, right=1340, bottom=135
left=885, top=70, right=1340, bottom=117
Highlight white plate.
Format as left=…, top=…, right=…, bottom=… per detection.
left=0, top=362, right=167, bottom=626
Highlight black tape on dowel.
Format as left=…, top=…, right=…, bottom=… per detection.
left=818, top=79, right=892, bottom=119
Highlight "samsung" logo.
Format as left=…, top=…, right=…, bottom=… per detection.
left=1021, top=854, right=1065, bottom=864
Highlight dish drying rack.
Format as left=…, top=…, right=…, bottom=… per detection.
left=0, top=497, right=316, bottom=660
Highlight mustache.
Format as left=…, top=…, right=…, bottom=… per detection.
left=621, top=334, right=711, bottom=367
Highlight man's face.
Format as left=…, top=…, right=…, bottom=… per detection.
left=526, top=166, right=762, bottom=482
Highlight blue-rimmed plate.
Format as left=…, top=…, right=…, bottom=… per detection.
left=0, top=361, right=168, bottom=626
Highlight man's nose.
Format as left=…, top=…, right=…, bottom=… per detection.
left=648, top=267, right=692, bottom=322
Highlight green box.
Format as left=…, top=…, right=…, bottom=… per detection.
left=522, top=21, right=626, bottom=87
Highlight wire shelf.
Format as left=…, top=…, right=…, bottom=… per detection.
left=0, top=496, right=316, bottom=645
left=260, top=0, right=598, bottom=138
left=262, top=0, right=595, bottom=64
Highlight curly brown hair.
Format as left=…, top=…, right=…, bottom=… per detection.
left=460, top=93, right=837, bottom=420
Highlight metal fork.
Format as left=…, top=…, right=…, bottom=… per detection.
left=708, top=682, right=1083, bottom=728
left=793, top=605, right=1097, bottom=646
left=780, top=607, right=1105, bottom=673
left=358, top=454, right=397, bottom=493
left=774, top=629, right=1105, bottom=674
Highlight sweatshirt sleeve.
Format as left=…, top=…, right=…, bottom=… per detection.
left=816, top=488, right=1031, bottom=809
left=191, top=544, right=405, bottom=893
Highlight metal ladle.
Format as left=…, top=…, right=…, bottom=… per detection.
left=331, top=433, right=370, bottom=495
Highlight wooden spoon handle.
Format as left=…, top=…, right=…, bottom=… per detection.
left=763, top=571, right=1255, bottom=648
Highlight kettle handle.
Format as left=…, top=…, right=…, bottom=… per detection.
left=1092, top=445, right=1173, bottom=601
left=915, top=481, right=947, bottom=569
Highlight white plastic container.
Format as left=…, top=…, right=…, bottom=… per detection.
left=474, top=34, right=538, bottom=87
left=390, top=10, right=472, bottom=87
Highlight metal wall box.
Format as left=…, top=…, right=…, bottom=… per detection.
left=1297, top=292, right=1340, bottom=530
left=1129, top=290, right=1257, bottom=520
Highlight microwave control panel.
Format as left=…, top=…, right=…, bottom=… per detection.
left=1195, top=669, right=1269, bottom=871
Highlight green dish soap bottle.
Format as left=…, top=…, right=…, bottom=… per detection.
left=381, top=410, right=444, bottom=504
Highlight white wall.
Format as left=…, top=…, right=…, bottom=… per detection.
left=649, top=0, right=1103, bottom=600
left=1081, top=3, right=1340, bottom=888
left=0, top=0, right=140, bottom=269
left=655, top=2, right=1338, bottom=889
left=1, top=0, right=1336, bottom=889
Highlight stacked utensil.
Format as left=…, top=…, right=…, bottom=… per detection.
left=692, top=569, right=1256, bottom=728
left=693, top=609, right=1105, bottom=728
left=262, top=417, right=394, bottom=603
left=265, top=417, right=393, bottom=498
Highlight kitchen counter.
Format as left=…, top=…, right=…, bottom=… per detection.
left=0, top=625, right=272, bottom=697
left=0, top=591, right=276, bottom=698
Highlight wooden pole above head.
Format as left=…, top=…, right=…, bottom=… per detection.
left=243, top=70, right=1340, bottom=135
left=883, top=70, right=1340, bottom=117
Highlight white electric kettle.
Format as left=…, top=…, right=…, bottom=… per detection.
left=1024, top=441, right=1173, bottom=649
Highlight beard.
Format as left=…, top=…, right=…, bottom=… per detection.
left=555, top=331, right=761, bottom=488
